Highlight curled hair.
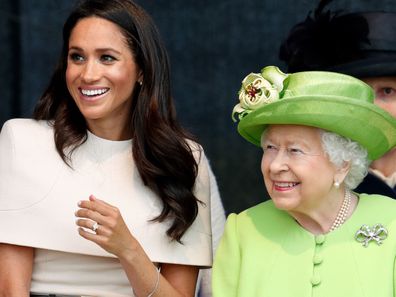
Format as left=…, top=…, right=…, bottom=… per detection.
left=33, top=0, right=199, bottom=242
left=320, top=130, right=369, bottom=190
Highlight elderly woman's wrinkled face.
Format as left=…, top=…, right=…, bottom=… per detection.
left=261, top=125, right=338, bottom=213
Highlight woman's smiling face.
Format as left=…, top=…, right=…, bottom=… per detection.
left=66, top=16, right=141, bottom=136
left=261, top=124, right=338, bottom=213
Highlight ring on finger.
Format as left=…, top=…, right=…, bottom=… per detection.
left=92, top=221, right=99, bottom=233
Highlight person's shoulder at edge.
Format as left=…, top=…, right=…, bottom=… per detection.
left=1, top=118, right=52, bottom=137
left=0, top=118, right=56, bottom=153
left=235, top=199, right=276, bottom=216
left=225, top=199, right=286, bottom=228
left=185, top=138, right=205, bottom=160
left=358, top=192, right=396, bottom=213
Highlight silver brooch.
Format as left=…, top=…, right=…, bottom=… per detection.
left=355, top=224, right=388, bottom=247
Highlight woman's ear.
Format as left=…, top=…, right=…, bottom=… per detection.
left=137, top=71, right=143, bottom=85
left=334, top=161, right=351, bottom=185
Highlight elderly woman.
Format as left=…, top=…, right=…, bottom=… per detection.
left=212, top=66, right=396, bottom=297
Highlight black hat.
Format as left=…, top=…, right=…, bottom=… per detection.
left=279, top=0, right=396, bottom=78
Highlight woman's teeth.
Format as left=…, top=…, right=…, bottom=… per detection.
left=275, top=182, right=298, bottom=188
left=81, top=88, right=108, bottom=96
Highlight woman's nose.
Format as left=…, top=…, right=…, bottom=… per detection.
left=268, top=150, right=289, bottom=172
left=80, top=60, right=101, bottom=83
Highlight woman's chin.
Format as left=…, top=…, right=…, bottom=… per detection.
left=271, top=196, right=298, bottom=211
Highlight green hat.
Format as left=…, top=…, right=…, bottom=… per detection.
left=232, top=66, right=396, bottom=160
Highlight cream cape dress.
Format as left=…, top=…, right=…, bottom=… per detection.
left=0, top=119, right=212, bottom=296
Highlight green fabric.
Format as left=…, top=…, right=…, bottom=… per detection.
left=213, top=194, right=396, bottom=297
left=236, top=69, right=396, bottom=160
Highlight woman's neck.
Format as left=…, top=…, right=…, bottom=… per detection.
left=370, top=148, right=396, bottom=177
left=87, top=120, right=132, bottom=141
left=290, top=190, right=358, bottom=235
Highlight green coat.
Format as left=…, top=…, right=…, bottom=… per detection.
left=213, top=194, right=396, bottom=297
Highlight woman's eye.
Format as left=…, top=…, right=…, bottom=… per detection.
left=101, top=55, right=116, bottom=63
left=263, top=144, right=277, bottom=152
left=288, top=148, right=304, bottom=155
left=69, top=53, right=84, bottom=62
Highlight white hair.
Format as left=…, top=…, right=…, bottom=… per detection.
left=320, top=130, right=369, bottom=190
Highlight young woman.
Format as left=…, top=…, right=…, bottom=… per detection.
left=0, top=1, right=218, bottom=296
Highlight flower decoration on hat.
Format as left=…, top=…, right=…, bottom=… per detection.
left=232, top=66, right=288, bottom=122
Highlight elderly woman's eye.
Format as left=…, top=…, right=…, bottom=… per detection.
left=263, top=144, right=277, bottom=152
left=288, top=147, right=304, bottom=155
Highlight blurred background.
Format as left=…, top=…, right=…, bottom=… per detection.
left=0, top=0, right=394, bottom=215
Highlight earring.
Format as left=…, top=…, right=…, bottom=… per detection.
left=138, top=81, right=143, bottom=86
left=334, top=181, right=340, bottom=189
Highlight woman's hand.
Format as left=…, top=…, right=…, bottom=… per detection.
left=75, top=194, right=139, bottom=258
left=75, top=194, right=199, bottom=297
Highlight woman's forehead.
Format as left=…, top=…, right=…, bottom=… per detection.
left=264, top=124, right=323, bottom=147
left=266, top=124, right=320, bottom=138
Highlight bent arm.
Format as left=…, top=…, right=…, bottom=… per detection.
left=76, top=196, right=200, bottom=297
left=0, top=243, right=34, bottom=297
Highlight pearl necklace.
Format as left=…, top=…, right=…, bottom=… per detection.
left=329, top=190, right=352, bottom=232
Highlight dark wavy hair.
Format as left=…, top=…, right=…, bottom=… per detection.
left=279, top=0, right=369, bottom=72
left=33, top=0, right=200, bottom=242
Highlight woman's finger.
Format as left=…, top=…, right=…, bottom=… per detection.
left=89, top=194, right=117, bottom=208
left=75, top=218, right=99, bottom=233
left=75, top=207, right=106, bottom=225
left=76, top=219, right=112, bottom=236
left=78, top=226, right=104, bottom=242
left=78, top=195, right=117, bottom=217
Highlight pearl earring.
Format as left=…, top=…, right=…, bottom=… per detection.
left=138, top=81, right=143, bottom=86
left=334, top=181, right=340, bottom=189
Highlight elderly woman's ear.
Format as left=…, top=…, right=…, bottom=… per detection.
left=333, top=161, right=351, bottom=187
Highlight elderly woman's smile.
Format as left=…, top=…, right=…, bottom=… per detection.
left=272, top=181, right=300, bottom=191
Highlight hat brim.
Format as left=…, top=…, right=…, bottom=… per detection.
left=238, top=95, right=396, bottom=160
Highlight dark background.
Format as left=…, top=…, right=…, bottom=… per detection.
left=1, top=0, right=394, bottom=215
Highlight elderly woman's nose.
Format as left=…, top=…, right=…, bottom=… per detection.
left=268, top=150, right=289, bottom=172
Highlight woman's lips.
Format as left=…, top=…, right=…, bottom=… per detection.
left=78, top=87, right=110, bottom=101
left=273, top=181, right=300, bottom=191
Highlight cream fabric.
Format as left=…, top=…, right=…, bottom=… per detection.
left=196, top=167, right=226, bottom=297
left=0, top=119, right=212, bottom=296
